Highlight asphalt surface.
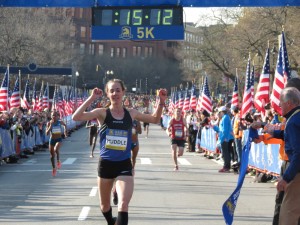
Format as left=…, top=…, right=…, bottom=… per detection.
left=0, top=124, right=276, bottom=225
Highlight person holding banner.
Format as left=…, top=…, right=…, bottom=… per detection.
left=251, top=77, right=300, bottom=225
left=72, top=79, right=167, bottom=225
left=276, top=87, right=300, bottom=225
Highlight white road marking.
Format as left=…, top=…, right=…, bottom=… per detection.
left=78, top=206, right=90, bottom=221
left=140, top=158, right=152, bottom=164
left=63, top=158, right=76, bottom=165
left=89, top=187, right=98, bottom=197
left=23, top=159, right=37, bottom=165
left=178, top=158, right=192, bottom=165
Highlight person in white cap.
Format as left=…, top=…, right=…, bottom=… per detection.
left=212, top=106, right=234, bottom=172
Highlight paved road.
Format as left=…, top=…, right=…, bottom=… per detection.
left=0, top=124, right=276, bottom=225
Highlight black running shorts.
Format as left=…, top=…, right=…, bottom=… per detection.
left=98, top=158, right=133, bottom=179
left=171, top=139, right=186, bottom=147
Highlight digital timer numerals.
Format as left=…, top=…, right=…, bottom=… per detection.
left=101, top=9, right=174, bottom=26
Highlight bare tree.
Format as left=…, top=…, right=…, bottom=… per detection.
left=0, top=8, right=77, bottom=66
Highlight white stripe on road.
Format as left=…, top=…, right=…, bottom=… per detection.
left=23, top=159, right=37, bottom=165
left=89, top=187, right=98, bottom=197
left=140, top=158, right=152, bottom=164
left=78, top=206, right=90, bottom=221
left=178, top=158, right=191, bottom=165
left=63, top=158, right=76, bottom=165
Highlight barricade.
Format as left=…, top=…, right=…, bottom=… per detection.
left=200, top=127, right=281, bottom=176
left=0, top=115, right=74, bottom=160
left=0, top=128, right=15, bottom=158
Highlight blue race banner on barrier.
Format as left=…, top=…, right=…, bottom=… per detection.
left=222, top=128, right=258, bottom=225
left=200, top=127, right=217, bottom=152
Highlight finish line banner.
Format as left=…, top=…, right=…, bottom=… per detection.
left=0, top=0, right=299, bottom=7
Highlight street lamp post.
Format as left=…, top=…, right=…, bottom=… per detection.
left=75, top=71, right=79, bottom=108
left=104, top=70, right=114, bottom=88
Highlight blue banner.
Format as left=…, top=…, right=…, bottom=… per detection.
left=222, top=128, right=258, bottom=225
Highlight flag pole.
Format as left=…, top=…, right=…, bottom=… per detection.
left=19, top=70, right=21, bottom=97
left=7, top=64, right=10, bottom=111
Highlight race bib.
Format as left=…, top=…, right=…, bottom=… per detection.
left=91, top=121, right=98, bottom=125
left=52, top=125, right=62, bottom=135
left=175, top=130, right=183, bottom=138
left=105, top=129, right=128, bottom=151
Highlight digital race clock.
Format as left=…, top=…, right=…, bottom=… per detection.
left=91, top=6, right=184, bottom=41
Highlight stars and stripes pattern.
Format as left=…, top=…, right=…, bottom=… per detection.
left=183, top=89, right=190, bottom=112
left=42, top=82, right=49, bottom=109
left=10, top=77, right=21, bottom=108
left=178, top=90, right=184, bottom=109
left=37, top=82, right=44, bottom=111
left=0, top=67, right=10, bottom=111
left=241, top=56, right=253, bottom=118
left=254, top=47, right=270, bottom=113
left=196, top=82, right=203, bottom=112
left=21, top=78, right=31, bottom=110
left=199, top=75, right=212, bottom=114
left=32, top=78, right=38, bottom=111
left=270, top=31, right=291, bottom=115
left=231, top=76, right=239, bottom=109
left=189, top=84, right=197, bottom=111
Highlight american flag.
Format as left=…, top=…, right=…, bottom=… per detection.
left=178, top=90, right=184, bottom=109
left=254, top=47, right=270, bottom=113
left=241, top=56, right=253, bottom=118
left=270, top=31, right=291, bottom=115
left=0, top=67, right=10, bottom=111
left=42, top=82, right=49, bottom=109
left=32, top=78, right=38, bottom=111
left=10, top=77, right=21, bottom=108
left=196, top=82, right=204, bottom=112
left=183, top=89, right=190, bottom=112
left=199, top=76, right=212, bottom=114
left=37, top=82, right=44, bottom=111
left=168, top=90, right=175, bottom=114
left=21, top=78, right=31, bottom=110
left=65, top=87, right=73, bottom=115
left=189, top=84, right=197, bottom=111
left=231, top=76, right=239, bottom=108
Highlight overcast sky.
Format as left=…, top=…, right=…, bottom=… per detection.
left=183, top=7, right=222, bottom=24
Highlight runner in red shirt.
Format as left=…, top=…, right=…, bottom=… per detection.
left=166, top=108, right=188, bottom=171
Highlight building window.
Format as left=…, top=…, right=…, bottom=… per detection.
left=110, top=47, right=114, bottom=57
left=116, top=47, right=121, bottom=57
left=98, top=44, right=104, bottom=55
left=122, top=48, right=127, bottom=58
left=137, top=47, right=142, bottom=56
left=133, top=46, right=137, bottom=57
left=79, top=8, right=83, bottom=18
left=89, top=44, right=95, bottom=55
left=70, top=25, right=76, bottom=37
left=79, top=43, right=85, bottom=54
left=149, top=47, right=153, bottom=57
left=80, top=26, right=86, bottom=38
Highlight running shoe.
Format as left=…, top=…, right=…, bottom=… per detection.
left=52, top=168, right=57, bottom=177
left=174, top=165, right=179, bottom=171
left=218, top=167, right=230, bottom=173
left=57, top=161, right=62, bottom=169
left=113, top=191, right=118, bottom=205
